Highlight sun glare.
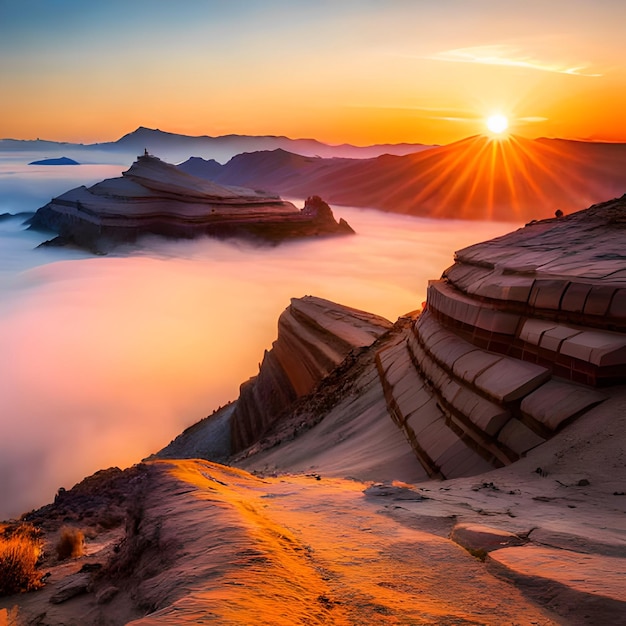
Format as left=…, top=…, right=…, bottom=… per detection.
left=486, top=114, right=509, bottom=135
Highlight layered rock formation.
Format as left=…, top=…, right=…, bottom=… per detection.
left=380, top=196, right=626, bottom=477
left=233, top=197, right=625, bottom=480
left=27, top=153, right=353, bottom=252
left=6, top=198, right=626, bottom=625
left=230, top=296, right=394, bottom=452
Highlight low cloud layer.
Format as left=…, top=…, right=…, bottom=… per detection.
left=0, top=175, right=514, bottom=519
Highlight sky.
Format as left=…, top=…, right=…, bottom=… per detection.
left=1, top=0, right=625, bottom=145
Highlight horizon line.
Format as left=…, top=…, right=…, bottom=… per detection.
left=3, top=127, right=626, bottom=149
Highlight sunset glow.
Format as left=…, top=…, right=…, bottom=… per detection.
left=486, top=114, right=509, bottom=135
left=0, top=4, right=624, bottom=623
left=377, top=131, right=624, bottom=222
left=1, top=1, right=625, bottom=145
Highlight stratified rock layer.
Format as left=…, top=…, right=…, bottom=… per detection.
left=380, top=197, right=626, bottom=477
left=27, top=154, right=353, bottom=252
left=230, top=296, right=393, bottom=453
left=236, top=197, right=625, bottom=481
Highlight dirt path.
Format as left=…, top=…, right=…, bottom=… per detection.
left=7, top=457, right=618, bottom=624
left=126, top=460, right=557, bottom=625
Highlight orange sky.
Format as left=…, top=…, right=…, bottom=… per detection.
left=1, top=1, right=625, bottom=145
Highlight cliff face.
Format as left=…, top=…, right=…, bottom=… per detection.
left=230, top=296, right=394, bottom=452
left=27, top=154, right=353, bottom=252
left=236, top=197, right=626, bottom=480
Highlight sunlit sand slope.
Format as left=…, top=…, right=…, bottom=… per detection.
left=124, top=460, right=558, bottom=625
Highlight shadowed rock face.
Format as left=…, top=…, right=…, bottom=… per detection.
left=230, top=296, right=394, bottom=453
left=27, top=154, right=353, bottom=253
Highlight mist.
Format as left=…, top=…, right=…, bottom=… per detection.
left=0, top=165, right=516, bottom=519
left=0, top=156, right=126, bottom=215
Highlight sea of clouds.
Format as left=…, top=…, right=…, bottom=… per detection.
left=0, top=158, right=516, bottom=519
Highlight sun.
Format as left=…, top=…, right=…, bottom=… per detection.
left=486, top=114, right=509, bottom=135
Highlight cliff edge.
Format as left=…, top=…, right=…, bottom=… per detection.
left=238, top=197, right=626, bottom=480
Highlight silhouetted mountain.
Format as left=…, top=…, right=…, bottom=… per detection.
left=178, top=149, right=356, bottom=196
left=28, top=156, right=79, bottom=165
left=177, top=156, right=223, bottom=179
left=0, top=127, right=432, bottom=164
left=181, top=135, right=626, bottom=221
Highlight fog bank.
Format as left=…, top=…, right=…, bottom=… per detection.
left=0, top=175, right=515, bottom=519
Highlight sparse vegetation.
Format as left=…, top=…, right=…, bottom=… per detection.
left=467, top=547, right=488, bottom=562
left=55, top=526, right=84, bottom=560
left=0, top=524, right=43, bottom=595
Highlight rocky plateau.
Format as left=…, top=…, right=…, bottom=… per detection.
left=26, top=153, right=354, bottom=253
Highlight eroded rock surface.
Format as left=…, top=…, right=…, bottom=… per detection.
left=27, top=154, right=353, bottom=252
left=4, top=199, right=626, bottom=625
left=231, top=296, right=393, bottom=453
left=238, top=198, right=625, bottom=480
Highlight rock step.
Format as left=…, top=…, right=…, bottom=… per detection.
left=518, top=317, right=626, bottom=368
left=487, top=545, right=626, bottom=624
left=427, top=279, right=522, bottom=336
left=406, top=309, right=608, bottom=462
left=416, top=311, right=550, bottom=404
left=376, top=333, right=493, bottom=479
left=405, top=328, right=516, bottom=467
left=520, top=380, right=606, bottom=433
left=427, top=276, right=626, bottom=385
left=413, top=312, right=606, bottom=434
left=444, top=261, right=535, bottom=304
left=444, top=260, right=626, bottom=330
left=375, top=338, right=442, bottom=478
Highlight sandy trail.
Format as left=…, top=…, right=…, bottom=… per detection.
left=126, top=460, right=558, bottom=625
left=4, top=430, right=623, bottom=626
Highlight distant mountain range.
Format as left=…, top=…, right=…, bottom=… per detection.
left=5, top=127, right=626, bottom=222
left=178, top=135, right=626, bottom=222
left=0, top=126, right=433, bottom=164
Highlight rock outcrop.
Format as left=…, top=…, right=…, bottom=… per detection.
left=230, top=296, right=394, bottom=452
left=234, top=197, right=625, bottom=480
left=365, top=198, right=626, bottom=477
left=27, top=153, right=353, bottom=252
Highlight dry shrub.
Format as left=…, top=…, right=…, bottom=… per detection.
left=0, top=526, right=43, bottom=595
left=55, top=526, right=84, bottom=560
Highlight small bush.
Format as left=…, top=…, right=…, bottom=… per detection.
left=55, top=526, right=84, bottom=561
left=467, top=547, right=488, bottom=562
left=0, top=528, right=43, bottom=595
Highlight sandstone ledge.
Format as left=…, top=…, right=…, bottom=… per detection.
left=230, top=296, right=393, bottom=453
left=233, top=198, right=625, bottom=482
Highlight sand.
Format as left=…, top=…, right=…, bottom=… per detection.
left=2, top=383, right=624, bottom=624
